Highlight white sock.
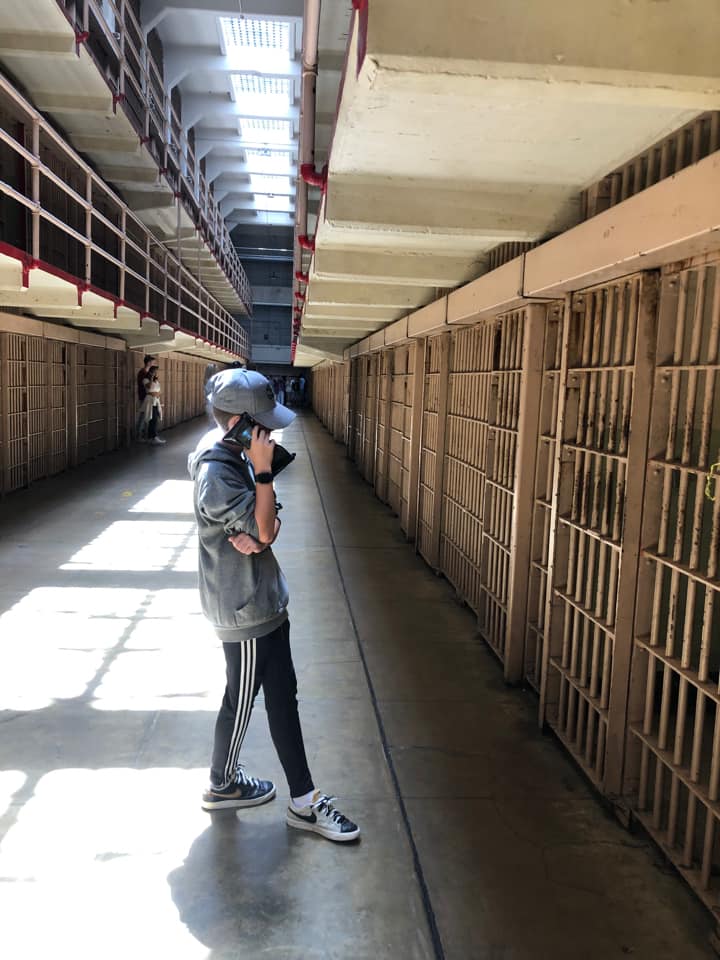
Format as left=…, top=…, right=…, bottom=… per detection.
left=291, top=789, right=317, bottom=809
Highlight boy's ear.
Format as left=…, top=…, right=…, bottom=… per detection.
left=227, top=414, right=240, bottom=430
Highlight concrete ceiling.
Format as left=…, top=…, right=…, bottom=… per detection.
left=151, top=0, right=344, bottom=234
left=298, top=0, right=720, bottom=360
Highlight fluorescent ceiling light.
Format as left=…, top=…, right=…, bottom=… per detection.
left=239, top=118, right=293, bottom=144
left=220, top=17, right=290, bottom=54
left=245, top=148, right=292, bottom=173
left=231, top=75, right=291, bottom=116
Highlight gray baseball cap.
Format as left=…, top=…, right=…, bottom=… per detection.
left=208, top=368, right=295, bottom=430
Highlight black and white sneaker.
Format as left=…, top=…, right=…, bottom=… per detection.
left=201, top=768, right=276, bottom=811
left=286, top=791, right=360, bottom=842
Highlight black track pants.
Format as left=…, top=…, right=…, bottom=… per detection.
left=210, top=620, right=314, bottom=797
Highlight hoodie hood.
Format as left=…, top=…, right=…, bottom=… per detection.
left=188, top=427, right=242, bottom=480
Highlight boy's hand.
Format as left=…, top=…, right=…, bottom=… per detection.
left=228, top=532, right=265, bottom=555
left=247, top=424, right=274, bottom=474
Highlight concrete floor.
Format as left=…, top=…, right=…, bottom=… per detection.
left=0, top=413, right=715, bottom=960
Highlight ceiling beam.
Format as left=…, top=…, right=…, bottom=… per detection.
left=165, top=46, right=302, bottom=89
left=221, top=194, right=295, bottom=215
left=213, top=177, right=295, bottom=202
left=205, top=156, right=297, bottom=182
left=182, top=94, right=300, bottom=130
left=227, top=211, right=295, bottom=227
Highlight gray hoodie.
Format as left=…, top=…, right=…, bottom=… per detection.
left=188, top=428, right=289, bottom=641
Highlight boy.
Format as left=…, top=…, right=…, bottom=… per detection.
left=188, top=368, right=360, bottom=842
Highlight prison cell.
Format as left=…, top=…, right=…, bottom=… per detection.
left=0, top=327, right=213, bottom=496
left=308, top=255, right=720, bottom=919
left=437, top=324, right=492, bottom=616
left=537, top=276, right=658, bottom=794
left=626, top=256, right=720, bottom=913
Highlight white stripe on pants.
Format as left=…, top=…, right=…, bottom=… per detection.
left=221, top=637, right=257, bottom=787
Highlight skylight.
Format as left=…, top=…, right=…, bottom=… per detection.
left=239, top=118, right=293, bottom=145
left=231, top=75, right=291, bottom=116
left=255, top=195, right=294, bottom=212
left=219, top=17, right=290, bottom=54
left=245, top=148, right=292, bottom=173
left=250, top=175, right=291, bottom=195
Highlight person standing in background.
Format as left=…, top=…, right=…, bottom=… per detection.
left=136, top=354, right=155, bottom=441
left=143, top=365, right=166, bottom=446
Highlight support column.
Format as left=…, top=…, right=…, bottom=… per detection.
left=505, top=304, right=546, bottom=685
left=428, top=331, right=451, bottom=570
left=66, top=342, right=78, bottom=468
left=604, top=273, right=659, bottom=798
left=378, top=348, right=394, bottom=504
left=0, top=332, right=8, bottom=497
left=539, top=296, right=574, bottom=727
left=407, top=337, right=426, bottom=543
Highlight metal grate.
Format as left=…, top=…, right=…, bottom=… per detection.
left=231, top=76, right=291, bottom=112
left=439, top=325, right=494, bottom=613
left=478, top=313, right=524, bottom=662
left=543, top=279, right=645, bottom=787
left=239, top=119, right=293, bottom=144
left=627, top=259, right=720, bottom=912
left=0, top=331, right=214, bottom=495
left=220, top=17, right=290, bottom=53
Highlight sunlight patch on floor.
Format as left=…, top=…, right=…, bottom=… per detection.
left=0, top=769, right=211, bottom=960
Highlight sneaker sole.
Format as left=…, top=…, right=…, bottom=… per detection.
left=285, top=814, right=360, bottom=842
left=202, top=784, right=276, bottom=811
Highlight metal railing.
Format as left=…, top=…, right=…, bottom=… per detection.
left=55, top=0, right=252, bottom=313
left=0, top=73, right=249, bottom=358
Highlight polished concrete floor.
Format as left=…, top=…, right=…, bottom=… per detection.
left=0, top=413, right=715, bottom=960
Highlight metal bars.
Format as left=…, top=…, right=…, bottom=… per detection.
left=0, top=328, right=211, bottom=495
left=307, top=253, right=720, bottom=925
left=541, top=277, right=650, bottom=791
left=439, top=324, right=494, bottom=614
left=0, top=74, right=248, bottom=357
left=626, top=260, right=720, bottom=912
left=54, top=0, right=251, bottom=307
left=582, top=112, right=720, bottom=220
left=478, top=313, right=524, bottom=663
